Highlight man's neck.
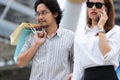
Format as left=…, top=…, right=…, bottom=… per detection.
left=46, top=24, right=58, bottom=38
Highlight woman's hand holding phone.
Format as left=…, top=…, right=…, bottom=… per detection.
left=97, top=9, right=108, bottom=30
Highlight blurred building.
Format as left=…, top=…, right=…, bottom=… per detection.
left=0, top=0, right=120, bottom=80
left=114, top=0, right=120, bottom=26
left=0, top=0, right=35, bottom=80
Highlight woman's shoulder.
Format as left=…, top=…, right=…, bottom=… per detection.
left=112, top=25, right=120, bottom=33
left=108, top=25, right=120, bottom=32
left=114, top=25, right=120, bottom=30
left=106, top=25, right=120, bottom=37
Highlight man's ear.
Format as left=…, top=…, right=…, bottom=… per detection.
left=53, top=12, right=58, bottom=18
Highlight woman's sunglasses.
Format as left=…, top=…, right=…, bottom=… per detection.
left=86, top=2, right=106, bottom=9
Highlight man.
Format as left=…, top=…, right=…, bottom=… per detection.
left=17, top=0, right=74, bottom=80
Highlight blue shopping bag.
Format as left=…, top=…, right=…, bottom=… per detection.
left=117, top=65, right=120, bottom=80
left=14, top=28, right=31, bottom=63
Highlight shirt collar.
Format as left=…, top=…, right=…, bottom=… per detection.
left=84, top=25, right=99, bottom=34
left=46, top=26, right=63, bottom=39
left=56, top=27, right=63, bottom=37
left=84, top=25, right=90, bottom=34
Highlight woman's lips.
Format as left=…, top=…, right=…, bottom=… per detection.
left=91, top=12, right=98, bottom=15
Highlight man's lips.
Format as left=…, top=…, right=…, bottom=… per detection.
left=38, top=20, right=46, bottom=23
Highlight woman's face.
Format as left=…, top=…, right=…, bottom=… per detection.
left=87, top=0, right=106, bottom=21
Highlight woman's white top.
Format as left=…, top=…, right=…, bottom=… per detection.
left=73, top=25, right=120, bottom=80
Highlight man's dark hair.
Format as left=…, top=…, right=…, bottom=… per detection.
left=34, top=0, right=63, bottom=26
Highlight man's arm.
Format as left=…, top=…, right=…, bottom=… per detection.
left=17, top=31, right=47, bottom=68
left=17, top=42, right=40, bottom=68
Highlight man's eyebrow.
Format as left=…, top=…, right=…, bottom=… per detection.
left=36, top=10, right=48, bottom=12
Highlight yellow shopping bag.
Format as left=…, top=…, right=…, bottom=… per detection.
left=10, top=22, right=40, bottom=45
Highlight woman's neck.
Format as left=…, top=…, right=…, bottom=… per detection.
left=91, top=19, right=98, bottom=29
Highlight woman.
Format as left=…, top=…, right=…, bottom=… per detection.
left=73, top=0, right=120, bottom=80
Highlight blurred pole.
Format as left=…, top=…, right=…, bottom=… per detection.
left=76, top=2, right=87, bottom=34
left=0, top=0, right=14, bottom=22
left=0, top=0, right=35, bottom=18
left=60, top=0, right=86, bottom=32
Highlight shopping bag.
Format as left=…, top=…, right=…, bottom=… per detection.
left=14, top=28, right=31, bottom=63
left=10, top=22, right=40, bottom=45
left=117, top=65, right=120, bottom=80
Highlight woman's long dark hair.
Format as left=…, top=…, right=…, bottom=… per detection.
left=87, top=0, right=115, bottom=32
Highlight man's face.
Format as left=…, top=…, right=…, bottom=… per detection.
left=36, top=4, right=57, bottom=28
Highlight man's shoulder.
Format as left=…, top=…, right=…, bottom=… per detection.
left=60, top=27, right=74, bottom=34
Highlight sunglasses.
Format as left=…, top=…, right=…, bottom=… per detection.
left=87, top=2, right=105, bottom=9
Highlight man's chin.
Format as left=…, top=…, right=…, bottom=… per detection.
left=42, top=25, right=48, bottom=28
left=38, top=22, right=48, bottom=27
